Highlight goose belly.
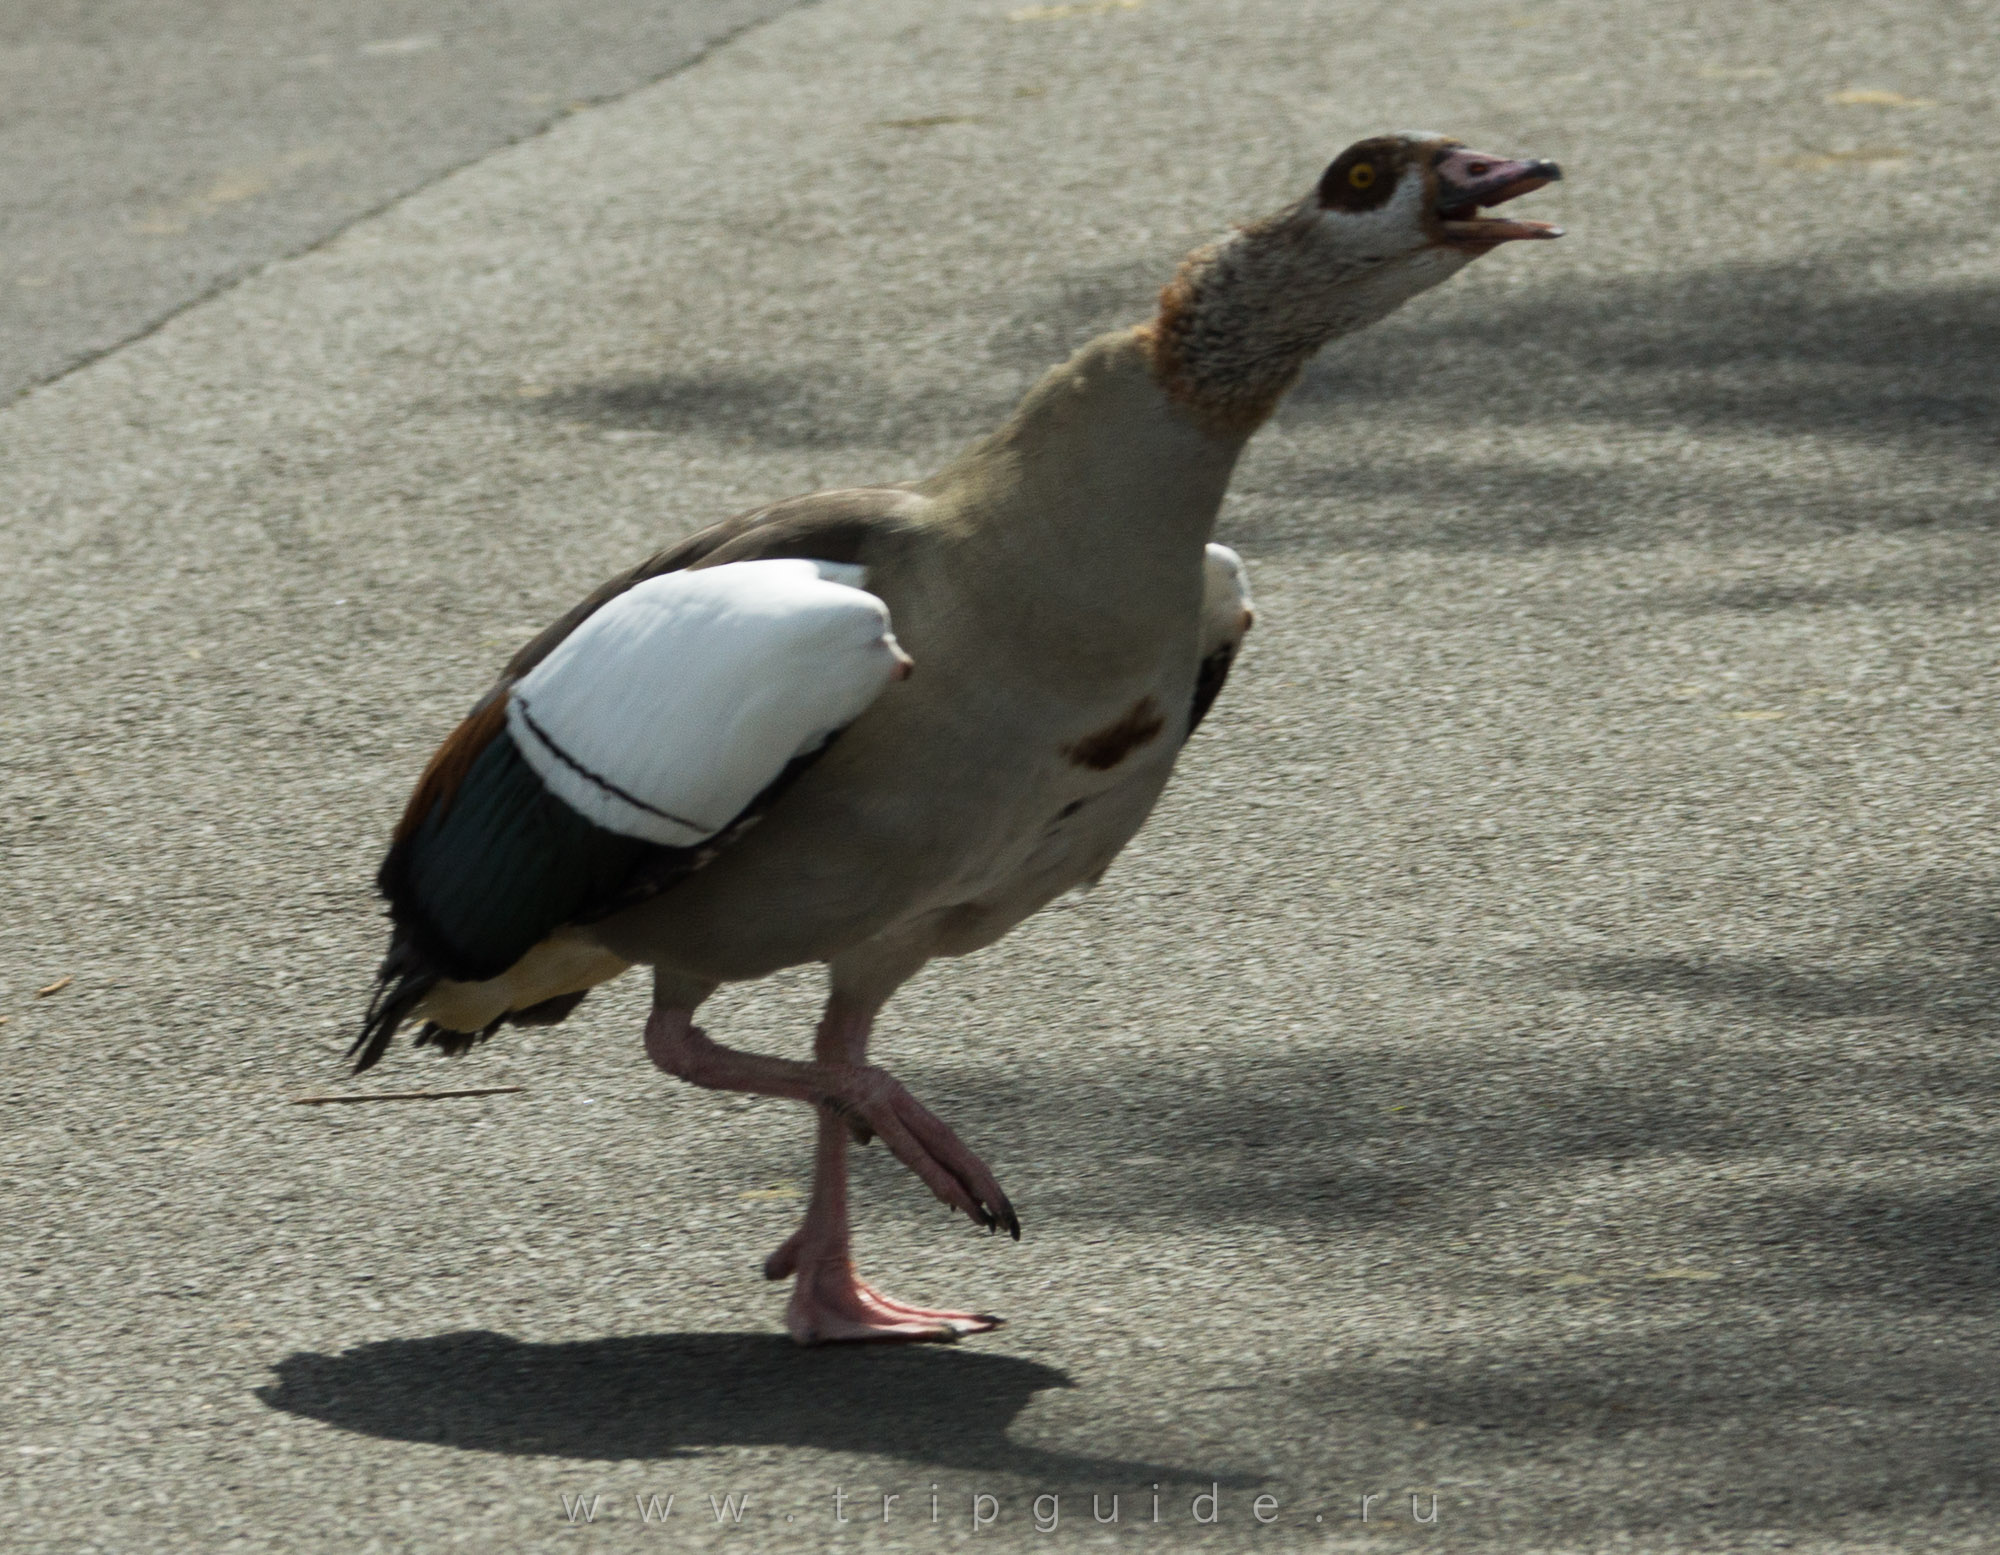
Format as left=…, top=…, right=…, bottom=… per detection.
left=590, top=654, right=1197, bottom=980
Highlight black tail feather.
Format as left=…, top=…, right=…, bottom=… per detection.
left=350, top=930, right=437, bottom=1074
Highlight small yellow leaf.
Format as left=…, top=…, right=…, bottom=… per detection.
left=1728, top=709, right=1785, bottom=720
left=1772, top=147, right=1909, bottom=170
left=1008, top=0, right=1139, bottom=20
left=1700, top=64, right=1777, bottom=80
left=1830, top=88, right=1934, bottom=107
left=872, top=114, right=980, bottom=130
left=204, top=173, right=271, bottom=205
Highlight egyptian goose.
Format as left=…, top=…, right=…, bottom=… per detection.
left=354, top=134, right=1560, bottom=1342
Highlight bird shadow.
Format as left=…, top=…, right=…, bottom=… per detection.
left=256, top=1328, right=1231, bottom=1483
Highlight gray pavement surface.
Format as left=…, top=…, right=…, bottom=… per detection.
left=2, top=0, right=1997, bottom=1550
left=0, top=0, right=796, bottom=402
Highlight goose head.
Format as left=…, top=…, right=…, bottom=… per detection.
left=1314, top=134, right=1563, bottom=260
left=1146, top=132, right=1561, bottom=432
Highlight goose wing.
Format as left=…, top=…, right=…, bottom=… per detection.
left=354, top=491, right=922, bottom=1070
left=1187, top=543, right=1255, bottom=738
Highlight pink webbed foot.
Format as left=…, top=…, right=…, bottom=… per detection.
left=765, top=1234, right=1001, bottom=1345
left=818, top=1068, right=1020, bottom=1239
left=643, top=1005, right=1016, bottom=1341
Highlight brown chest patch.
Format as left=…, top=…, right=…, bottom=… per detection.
left=1066, top=696, right=1167, bottom=771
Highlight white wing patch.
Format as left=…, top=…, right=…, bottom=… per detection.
left=506, top=559, right=905, bottom=846
left=1200, top=543, right=1254, bottom=652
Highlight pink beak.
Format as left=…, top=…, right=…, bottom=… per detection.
left=1433, top=145, right=1563, bottom=249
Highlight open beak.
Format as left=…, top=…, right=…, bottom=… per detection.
left=1433, top=145, right=1563, bottom=250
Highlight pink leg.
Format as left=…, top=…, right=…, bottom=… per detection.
left=644, top=1001, right=1015, bottom=1342
left=762, top=1109, right=1002, bottom=1344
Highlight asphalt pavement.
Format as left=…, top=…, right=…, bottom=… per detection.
left=2, top=0, right=1997, bottom=1550
left=0, top=0, right=795, bottom=402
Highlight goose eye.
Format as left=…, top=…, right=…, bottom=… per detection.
left=1316, top=141, right=1399, bottom=209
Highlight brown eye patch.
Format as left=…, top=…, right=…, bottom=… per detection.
left=1317, top=137, right=1405, bottom=212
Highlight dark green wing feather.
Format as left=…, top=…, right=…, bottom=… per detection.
left=394, top=725, right=653, bottom=984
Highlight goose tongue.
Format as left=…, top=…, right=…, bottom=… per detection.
left=1434, top=147, right=1564, bottom=249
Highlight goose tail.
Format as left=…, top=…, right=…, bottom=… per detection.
left=350, top=928, right=437, bottom=1074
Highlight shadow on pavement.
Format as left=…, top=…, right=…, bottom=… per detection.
left=525, top=365, right=1013, bottom=451
left=1244, top=249, right=2000, bottom=556
left=894, top=880, right=2000, bottom=1292
left=257, top=1329, right=1234, bottom=1482
left=1573, top=948, right=2000, bottom=1031
left=1297, top=1319, right=1997, bottom=1539
left=988, top=241, right=2000, bottom=479
left=519, top=243, right=2000, bottom=568
left=907, top=1034, right=2000, bottom=1283
left=1286, top=251, right=2000, bottom=454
